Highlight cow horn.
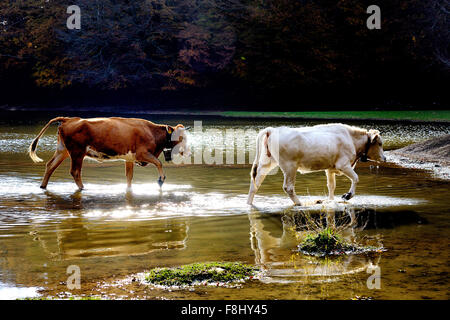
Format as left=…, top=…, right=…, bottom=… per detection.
left=184, top=126, right=191, bottom=130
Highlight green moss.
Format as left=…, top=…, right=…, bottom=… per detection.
left=144, top=262, right=258, bottom=287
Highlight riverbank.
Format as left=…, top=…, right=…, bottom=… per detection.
left=1, top=106, right=450, bottom=123
left=218, top=111, right=450, bottom=122
left=386, top=134, right=450, bottom=179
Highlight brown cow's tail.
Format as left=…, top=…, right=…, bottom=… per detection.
left=29, top=117, right=67, bottom=163
left=250, top=128, right=272, bottom=188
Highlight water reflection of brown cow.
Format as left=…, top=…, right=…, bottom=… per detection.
left=29, top=117, right=190, bottom=190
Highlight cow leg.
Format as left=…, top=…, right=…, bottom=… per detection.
left=69, top=153, right=85, bottom=190
left=137, top=152, right=165, bottom=188
left=338, top=165, right=359, bottom=201
left=326, top=169, right=336, bottom=200
left=40, top=148, right=69, bottom=189
left=125, top=161, right=134, bottom=189
left=247, top=161, right=277, bottom=205
left=280, top=163, right=301, bottom=205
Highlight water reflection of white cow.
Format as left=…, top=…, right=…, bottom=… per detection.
left=248, top=124, right=386, bottom=205
left=248, top=209, right=381, bottom=283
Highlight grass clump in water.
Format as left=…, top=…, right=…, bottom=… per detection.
left=298, top=227, right=381, bottom=257
left=298, top=227, right=352, bottom=256
left=144, top=262, right=258, bottom=287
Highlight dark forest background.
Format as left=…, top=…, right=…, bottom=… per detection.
left=0, top=0, right=449, bottom=110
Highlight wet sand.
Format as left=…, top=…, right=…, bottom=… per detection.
left=387, top=134, right=450, bottom=179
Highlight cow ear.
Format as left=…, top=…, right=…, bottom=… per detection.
left=166, top=125, right=173, bottom=134
left=368, top=130, right=380, bottom=144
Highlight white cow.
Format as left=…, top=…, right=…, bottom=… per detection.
left=247, top=123, right=386, bottom=205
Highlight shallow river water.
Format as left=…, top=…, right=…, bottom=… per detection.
left=0, top=111, right=449, bottom=299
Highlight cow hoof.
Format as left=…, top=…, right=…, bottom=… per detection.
left=157, top=176, right=166, bottom=188
left=40, top=185, right=47, bottom=190
left=342, top=192, right=353, bottom=201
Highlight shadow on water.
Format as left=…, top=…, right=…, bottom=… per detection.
left=281, top=207, right=427, bottom=230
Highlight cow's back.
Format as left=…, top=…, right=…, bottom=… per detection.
left=59, top=117, right=154, bottom=155
left=276, top=124, right=355, bottom=171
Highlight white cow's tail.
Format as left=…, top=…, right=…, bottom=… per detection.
left=250, top=127, right=273, bottom=188
left=29, top=117, right=67, bottom=163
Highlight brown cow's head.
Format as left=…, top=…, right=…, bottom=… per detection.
left=168, top=124, right=191, bottom=157
left=366, top=129, right=386, bottom=162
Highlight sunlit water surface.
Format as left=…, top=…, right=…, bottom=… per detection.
left=0, top=111, right=448, bottom=299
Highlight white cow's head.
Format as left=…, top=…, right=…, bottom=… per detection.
left=366, top=129, right=386, bottom=162
left=168, top=124, right=191, bottom=158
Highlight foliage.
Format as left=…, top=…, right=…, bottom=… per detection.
left=0, top=0, right=69, bottom=88
left=0, top=0, right=448, bottom=103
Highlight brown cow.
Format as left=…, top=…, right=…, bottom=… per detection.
left=28, top=117, right=190, bottom=190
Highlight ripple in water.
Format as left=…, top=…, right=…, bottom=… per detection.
left=0, top=175, right=426, bottom=223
